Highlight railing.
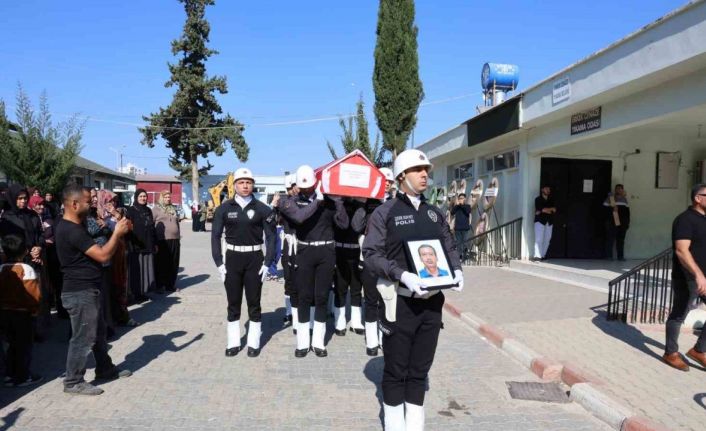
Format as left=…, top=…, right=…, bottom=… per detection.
left=462, top=217, right=522, bottom=266
left=607, top=248, right=673, bottom=324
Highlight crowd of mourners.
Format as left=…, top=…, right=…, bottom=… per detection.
left=0, top=183, right=183, bottom=388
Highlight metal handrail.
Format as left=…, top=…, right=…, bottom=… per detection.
left=462, top=217, right=522, bottom=266
left=607, top=248, right=673, bottom=323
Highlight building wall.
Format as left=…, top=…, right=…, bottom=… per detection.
left=137, top=182, right=183, bottom=205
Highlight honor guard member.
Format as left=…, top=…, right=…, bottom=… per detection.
left=351, top=196, right=384, bottom=356
left=363, top=149, right=464, bottom=431
left=332, top=198, right=365, bottom=336
left=379, top=167, right=395, bottom=201
left=277, top=165, right=349, bottom=358
left=277, top=174, right=299, bottom=329
left=211, top=168, right=277, bottom=358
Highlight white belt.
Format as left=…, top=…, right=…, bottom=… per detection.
left=335, top=242, right=360, bottom=249
left=226, top=244, right=263, bottom=252
left=397, top=287, right=439, bottom=299
left=298, top=240, right=334, bottom=247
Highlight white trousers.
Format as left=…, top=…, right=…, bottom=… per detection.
left=533, top=222, right=553, bottom=259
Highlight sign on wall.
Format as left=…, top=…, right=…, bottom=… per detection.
left=570, top=106, right=602, bottom=135
left=552, top=77, right=571, bottom=105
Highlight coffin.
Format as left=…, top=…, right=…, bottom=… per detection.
left=315, top=150, right=386, bottom=199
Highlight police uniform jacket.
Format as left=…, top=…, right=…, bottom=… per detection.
left=277, top=194, right=349, bottom=242
left=211, top=198, right=277, bottom=267
left=334, top=200, right=362, bottom=244
left=351, top=199, right=383, bottom=235
left=362, top=192, right=461, bottom=283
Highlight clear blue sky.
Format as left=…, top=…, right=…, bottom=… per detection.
left=0, top=0, right=688, bottom=176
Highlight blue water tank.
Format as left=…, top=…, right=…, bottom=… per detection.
left=481, top=63, right=519, bottom=90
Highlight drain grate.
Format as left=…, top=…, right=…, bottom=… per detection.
left=506, top=381, right=570, bottom=403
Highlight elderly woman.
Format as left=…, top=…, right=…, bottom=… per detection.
left=152, top=191, right=182, bottom=292
left=127, top=189, right=157, bottom=302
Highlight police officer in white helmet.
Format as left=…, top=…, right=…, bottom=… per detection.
left=277, top=165, right=349, bottom=358
left=211, top=168, right=277, bottom=358
left=362, top=149, right=464, bottom=431
left=379, top=167, right=395, bottom=201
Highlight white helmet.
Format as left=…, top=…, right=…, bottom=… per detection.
left=393, top=149, right=433, bottom=179
left=379, top=167, right=394, bottom=182
left=233, top=167, right=254, bottom=182
left=284, top=174, right=295, bottom=188
left=296, top=165, right=317, bottom=188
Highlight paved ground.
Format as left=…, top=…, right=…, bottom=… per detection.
left=0, top=227, right=610, bottom=430
left=451, top=266, right=705, bottom=431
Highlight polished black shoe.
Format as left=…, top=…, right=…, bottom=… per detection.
left=294, top=348, right=309, bottom=358
left=225, top=346, right=242, bottom=357
left=334, top=329, right=347, bottom=336
left=312, top=347, right=328, bottom=357
left=247, top=347, right=260, bottom=357
left=351, top=328, right=365, bottom=335
left=366, top=346, right=379, bottom=357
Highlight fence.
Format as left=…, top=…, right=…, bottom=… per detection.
left=462, top=217, right=522, bottom=266
left=607, top=248, right=673, bottom=323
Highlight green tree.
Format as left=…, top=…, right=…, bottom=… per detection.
left=140, top=0, right=247, bottom=205
left=373, top=0, right=424, bottom=158
left=0, top=88, right=83, bottom=195
left=327, top=96, right=387, bottom=165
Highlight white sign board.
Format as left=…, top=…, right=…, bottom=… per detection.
left=553, top=76, right=571, bottom=105
left=583, top=179, right=593, bottom=193
left=484, top=188, right=497, bottom=197
left=338, top=163, right=371, bottom=189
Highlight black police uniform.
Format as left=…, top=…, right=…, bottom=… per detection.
left=211, top=197, right=276, bottom=325
left=332, top=199, right=364, bottom=333
left=278, top=194, right=349, bottom=328
left=277, top=196, right=298, bottom=322
left=362, top=192, right=461, bottom=407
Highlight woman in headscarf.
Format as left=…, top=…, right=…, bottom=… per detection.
left=152, top=191, right=182, bottom=292
left=87, top=189, right=116, bottom=335
left=127, top=189, right=157, bottom=302
left=104, top=199, right=139, bottom=327
left=0, top=185, right=43, bottom=263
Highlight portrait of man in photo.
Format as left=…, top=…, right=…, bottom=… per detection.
left=417, top=244, right=450, bottom=278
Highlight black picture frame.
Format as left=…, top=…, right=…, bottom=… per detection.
left=403, top=238, right=458, bottom=291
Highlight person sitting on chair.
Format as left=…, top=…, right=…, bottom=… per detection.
left=417, top=245, right=449, bottom=278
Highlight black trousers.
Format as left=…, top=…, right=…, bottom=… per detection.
left=380, top=292, right=444, bottom=407
left=282, top=239, right=298, bottom=308
left=361, top=261, right=380, bottom=323
left=0, top=310, right=34, bottom=384
left=296, top=243, right=335, bottom=323
left=156, top=239, right=181, bottom=290
left=605, top=223, right=628, bottom=259
left=334, top=248, right=362, bottom=307
left=224, top=250, right=264, bottom=322
left=665, top=278, right=706, bottom=354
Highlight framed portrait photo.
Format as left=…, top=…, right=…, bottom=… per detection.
left=404, top=239, right=458, bottom=290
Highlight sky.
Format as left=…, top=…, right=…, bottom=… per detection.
left=0, top=0, right=690, bottom=177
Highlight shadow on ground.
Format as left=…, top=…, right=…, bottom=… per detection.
left=364, top=356, right=384, bottom=429
left=590, top=307, right=665, bottom=362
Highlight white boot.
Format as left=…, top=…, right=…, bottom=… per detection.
left=247, top=321, right=261, bottom=349
left=383, top=403, right=405, bottom=431
left=296, top=319, right=310, bottom=350
left=284, top=295, right=292, bottom=317
left=311, top=321, right=327, bottom=350
left=334, top=307, right=347, bottom=331
left=227, top=320, right=240, bottom=349
left=405, top=403, right=425, bottom=431
left=379, top=327, right=384, bottom=349
left=350, top=306, right=364, bottom=330
left=309, top=306, right=315, bottom=330
left=365, top=321, right=379, bottom=349
left=291, top=307, right=299, bottom=331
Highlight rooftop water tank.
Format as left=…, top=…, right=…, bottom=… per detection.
left=481, top=63, right=519, bottom=91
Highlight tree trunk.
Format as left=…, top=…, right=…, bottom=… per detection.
left=191, top=152, right=199, bottom=206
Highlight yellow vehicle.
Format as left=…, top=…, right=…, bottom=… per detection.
left=206, top=172, right=235, bottom=221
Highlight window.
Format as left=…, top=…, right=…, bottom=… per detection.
left=483, top=149, right=519, bottom=173
left=453, top=162, right=474, bottom=180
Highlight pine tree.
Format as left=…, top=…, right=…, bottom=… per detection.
left=140, top=0, right=247, bottom=205
left=373, top=0, right=424, bottom=158
left=327, top=96, right=387, bottom=165
left=0, top=88, right=83, bottom=195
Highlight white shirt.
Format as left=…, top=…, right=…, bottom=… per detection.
left=406, top=193, right=421, bottom=210
left=235, top=195, right=253, bottom=209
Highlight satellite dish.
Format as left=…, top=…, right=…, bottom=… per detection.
left=483, top=177, right=500, bottom=211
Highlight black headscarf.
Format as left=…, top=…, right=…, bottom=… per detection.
left=0, top=184, right=42, bottom=249
left=127, top=188, right=156, bottom=252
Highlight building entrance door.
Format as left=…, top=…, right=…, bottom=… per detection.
left=540, top=158, right=612, bottom=258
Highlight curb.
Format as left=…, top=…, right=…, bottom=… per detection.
left=442, top=302, right=673, bottom=431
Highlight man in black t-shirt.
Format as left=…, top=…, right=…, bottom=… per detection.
left=55, top=184, right=132, bottom=395
left=533, top=185, right=556, bottom=261
left=664, top=183, right=706, bottom=371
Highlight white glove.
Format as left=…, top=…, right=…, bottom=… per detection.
left=400, top=271, right=428, bottom=297
left=315, top=188, right=324, bottom=201
left=258, top=265, right=269, bottom=283
left=452, top=269, right=464, bottom=292
left=218, top=264, right=227, bottom=282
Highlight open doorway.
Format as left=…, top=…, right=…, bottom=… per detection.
left=540, top=157, right=612, bottom=258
